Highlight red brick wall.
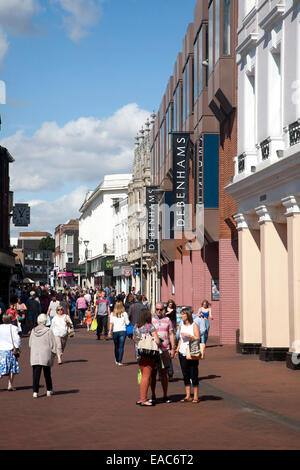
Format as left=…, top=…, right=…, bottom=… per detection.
left=219, top=238, right=239, bottom=344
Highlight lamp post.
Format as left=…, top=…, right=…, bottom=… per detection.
left=84, top=240, right=89, bottom=288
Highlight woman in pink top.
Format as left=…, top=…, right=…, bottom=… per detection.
left=76, top=293, right=87, bottom=326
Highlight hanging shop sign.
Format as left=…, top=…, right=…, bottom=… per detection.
left=172, top=133, right=191, bottom=231
left=146, top=186, right=159, bottom=254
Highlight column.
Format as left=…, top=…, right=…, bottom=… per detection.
left=282, top=196, right=300, bottom=370
left=234, top=213, right=262, bottom=354
left=256, top=205, right=289, bottom=361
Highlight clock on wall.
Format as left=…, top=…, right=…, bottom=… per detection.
left=13, top=204, right=30, bottom=227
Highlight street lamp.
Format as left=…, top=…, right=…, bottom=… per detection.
left=84, top=240, right=89, bottom=287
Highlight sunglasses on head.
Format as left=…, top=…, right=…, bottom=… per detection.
left=156, top=308, right=164, bottom=311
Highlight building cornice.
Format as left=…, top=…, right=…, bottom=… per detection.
left=226, top=148, right=300, bottom=202
left=259, top=2, right=286, bottom=31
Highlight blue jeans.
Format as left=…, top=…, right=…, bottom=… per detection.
left=201, top=319, right=210, bottom=344
left=113, top=331, right=126, bottom=363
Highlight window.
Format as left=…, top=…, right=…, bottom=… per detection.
left=166, top=103, right=173, bottom=155
left=215, top=0, right=220, bottom=63
left=208, top=1, right=214, bottom=76
left=173, top=83, right=181, bottom=131
left=67, top=234, right=73, bottom=244
left=35, top=252, right=42, bottom=261
left=194, top=37, right=198, bottom=105
left=223, top=0, right=231, bottom=55
left=160, top=120, right=165, bottom=170
left=67, top=253, right=73, bottom=263
left=182, top=66, right=186, bottom=124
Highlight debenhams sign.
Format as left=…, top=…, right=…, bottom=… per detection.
left=146, top=187, right=159, bottom=254
left=173, top=133, right=190, bottom=231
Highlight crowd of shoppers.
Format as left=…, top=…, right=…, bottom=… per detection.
left=1, top=282, right=213, bottom=404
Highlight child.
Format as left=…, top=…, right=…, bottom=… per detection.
left=84, top=308, right=93, bottom=331
left=6, top=303, right=18, bottom=326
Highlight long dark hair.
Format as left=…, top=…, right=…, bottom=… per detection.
left=137, top=308, right=152, bottom=328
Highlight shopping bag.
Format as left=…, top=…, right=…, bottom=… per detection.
left=126, top=322, right=134, bottom=336
left=91, top=318, right=98, bottom=332
left=137, top=369, right=142, bottom=385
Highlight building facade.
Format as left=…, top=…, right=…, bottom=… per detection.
left=54, top=219, right=80, bottom=288
left=128, top=115, right=158, bottom=305
left=113, top=197, right=131, bottom=294
left=79, top=174, right=132, bottom=289
left=0, top=146, right=15, bottom=307
left=17, top=232, right=54, bottom=285
left=149, top=0, right=239, bottom=343
left=226, top=0, right=300, bottom=367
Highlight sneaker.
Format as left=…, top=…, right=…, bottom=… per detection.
left=117, top=362, right=123, bottom=366
left=47, top=391, right=54, bottom=397
left=33, top=392, right=38, bottom=398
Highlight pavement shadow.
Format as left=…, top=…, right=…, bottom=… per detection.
left=199, top=375, right=221, bottom=381
left=206, top=345, right=223, bottom=348
left=124, top=361, right=138, bottom=366
left=199, top=395, right=223, bottom=402
left=52, top=389, right=80, bottom=396
left=62, top=360, right=88, bottom=364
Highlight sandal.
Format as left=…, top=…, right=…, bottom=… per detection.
left=140, top=401, right=153, bottom=406
left=180, top=397, right=192, bottom=403
left=192, top=399, right=199, bottom=403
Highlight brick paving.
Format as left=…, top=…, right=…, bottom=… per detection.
left=1, top=329, right=300, bottom=450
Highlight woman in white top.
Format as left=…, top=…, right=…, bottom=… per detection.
left=108, top=300, right=130, bottom=366
left=175, top=308, right=200, bottom=403
left=47, top=295, right=61, bottom=325
left=50, top=306, right=73, bottom=365
left=0, top=314, right=21, bottom=390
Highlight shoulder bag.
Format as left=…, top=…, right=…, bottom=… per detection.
left=10, top=325, right=20, bottom=358
left=186, top=338, right=201, bottom=361
left=137, top=324, right=159, bottom=357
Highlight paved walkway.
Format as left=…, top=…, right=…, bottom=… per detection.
left=1, top=329, right=300, bottom=450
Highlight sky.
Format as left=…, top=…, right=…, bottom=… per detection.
left=0, top=0, right=196, bottom=239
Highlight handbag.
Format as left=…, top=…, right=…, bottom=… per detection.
left=126, top=322, right=134, bottom=336
left=67, top=326, right=75, bottom=338
left=186, top=339, right=201, bottom=361
left=137, top=324, right=160, bottom=357
left=10, top=325, right=20, bottom=358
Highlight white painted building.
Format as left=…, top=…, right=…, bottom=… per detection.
left=113, top=197, right=131, bottom=294
left=226, top=0, right=300, bottom=367
left=79, top=174, right=132, bottom=289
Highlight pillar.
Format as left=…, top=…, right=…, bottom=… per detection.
left=282, top=196, right=300, bottom=370
left=234, top=213, right=262, bottom=354
left=256, top=205, right=289, bottom=361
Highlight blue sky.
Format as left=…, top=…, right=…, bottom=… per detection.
left=0, top=0, right=196, bottom=237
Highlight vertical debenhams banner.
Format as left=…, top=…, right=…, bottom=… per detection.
left=173, top=133, right=191, bottom=231
left=146, top=186, right=159, bottom=254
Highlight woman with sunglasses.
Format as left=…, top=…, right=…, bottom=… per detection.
left=50, top=306, right=73, bottom=365
left=175, top=307, right=200, bottom=403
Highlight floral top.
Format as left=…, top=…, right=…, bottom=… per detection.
left=133, top=323, right=156, bottom=342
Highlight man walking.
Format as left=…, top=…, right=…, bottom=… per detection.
left=128, top=294, right=144, bottom=326
left=95, top=290, right=110, bottom=340
left=26, top=291, right=41, bottom=333
left=151, top=302, right=176, bottom=404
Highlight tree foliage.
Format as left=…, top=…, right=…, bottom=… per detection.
left=39, top=236, right=55, bottom=252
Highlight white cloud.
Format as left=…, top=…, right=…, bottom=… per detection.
left=0, top=0, right=40, bottom=35
left=11, top=185, right=88, bottom=237
left=1, top=103, right=151, bottom=192
left=0, top=27, right=9, bottom=66
left=53, top=0, right=104, bottom=42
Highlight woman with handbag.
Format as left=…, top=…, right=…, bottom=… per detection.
left=133, top=309, right=161, bottom=407
left=175, top=308, right=201, bottom=404
left=108, top=300, right=130, bottom=366
left=50, top=306, right=73, bottom=365
left=0, top=313, right=21, bottom=391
